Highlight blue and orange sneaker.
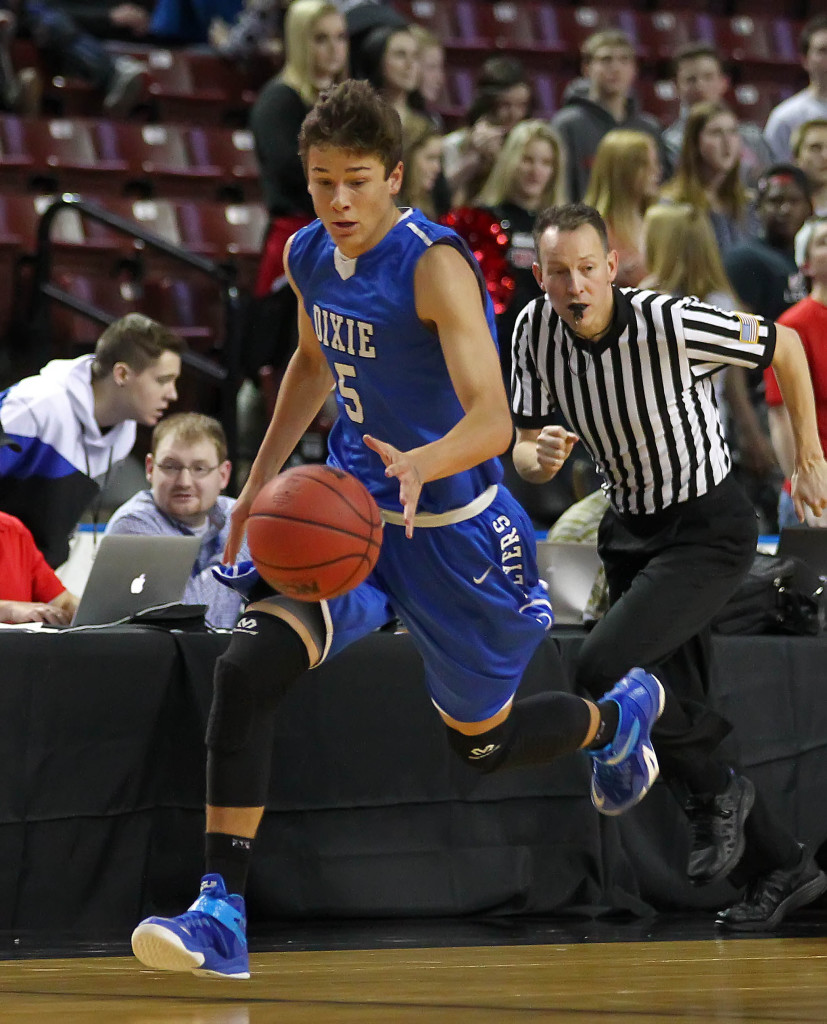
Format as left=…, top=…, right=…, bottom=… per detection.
left=588, top=668, right=665, bottom=816
left=131, top=874, right=249, bottom=979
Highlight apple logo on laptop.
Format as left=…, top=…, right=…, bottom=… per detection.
left=130, top=573, right=147, bottom=595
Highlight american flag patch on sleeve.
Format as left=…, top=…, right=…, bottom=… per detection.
left=735, top=312, right=759, bottom=343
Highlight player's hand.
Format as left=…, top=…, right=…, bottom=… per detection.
left=363, top=434, right=422, bottom=539
left=536, top=426, right=579, bottom=477
left=791, top=457, right=827, bottom=524
left=223, top=488, right=256, bottom=565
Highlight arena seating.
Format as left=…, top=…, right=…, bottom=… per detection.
left=0, top=0, right=812, bottom=391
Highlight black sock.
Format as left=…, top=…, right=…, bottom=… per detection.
left=587, top=699, right=619, bottom=750
left=205, top=831, right=253, bottom=897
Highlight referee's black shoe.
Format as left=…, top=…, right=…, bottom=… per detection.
left=716, top=845, right=827, bottom=931
left=684, top=770, right=755, bottom=886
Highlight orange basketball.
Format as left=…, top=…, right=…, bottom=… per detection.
left=247, top=464, right=383, bottom=601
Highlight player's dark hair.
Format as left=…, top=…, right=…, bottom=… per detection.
left=91, top=313, right=184, bottom=381
left=532, top=203, right=610, bottom=255
left=672, top=41, right=723, bottom=76
left=299, top=79, right=403, bottom=177
left=800, top=13, right=827, bottom=56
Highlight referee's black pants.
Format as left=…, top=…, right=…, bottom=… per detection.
left=574, top=473, right=800, bottom=876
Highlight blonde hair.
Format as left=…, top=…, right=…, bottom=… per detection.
left=280, top=0, right=346, bottom=106
left=582, top=28, right=635, bottom=61
left=791, top=118, right=827, bottom=159
left=398, top=120, right=443, bottom=219
left=641, top=203, right=734, bottom=299
left=476, top=120, right=567, bottom=209
left=583, top=129, right=656, bottom=251
left=661, top=101, right=748, bottom=221
left=151, top=412, right=228, bottom=463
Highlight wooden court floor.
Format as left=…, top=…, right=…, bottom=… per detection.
left=0, top=934, right=826, bottom=1023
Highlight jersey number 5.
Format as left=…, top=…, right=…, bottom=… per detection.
left=333, top=362, right=364, bottom=423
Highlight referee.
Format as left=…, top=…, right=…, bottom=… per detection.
left=511, top=202, right=827, bottom=931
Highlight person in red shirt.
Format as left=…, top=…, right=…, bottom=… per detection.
left=765, top=216, right=827, bottom=528
left=0, top=509, right=78, bottom=625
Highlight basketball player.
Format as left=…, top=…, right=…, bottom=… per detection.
left=511, top=202, right=827, bottom=931
left=130, top=81, right=665, bottom=980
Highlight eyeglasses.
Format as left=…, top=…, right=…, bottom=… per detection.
left=155, top=461, right=221, bottom=479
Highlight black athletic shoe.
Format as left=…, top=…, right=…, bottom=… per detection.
left=685, top=770, right=755, bottom=886
left=716, top=846, right=827, bottom=932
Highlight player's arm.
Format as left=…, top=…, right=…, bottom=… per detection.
left=770, top=324, right=827, bottom=521
left=224, top=235, right=335, bottom=562
left=513, top=425, right=579, bottom=484
left=364, top=244, right=511, bottom=537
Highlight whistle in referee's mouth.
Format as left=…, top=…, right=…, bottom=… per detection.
left=569, top=303, right=587, bottom=322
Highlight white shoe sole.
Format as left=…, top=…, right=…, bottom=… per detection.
left=132, top=922, right=206, bottom=973
left=131, top=922, right=250, bottom=979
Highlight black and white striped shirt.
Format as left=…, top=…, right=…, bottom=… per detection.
left=511, top=287, right=777, bottom=515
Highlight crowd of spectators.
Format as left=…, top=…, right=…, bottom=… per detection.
left=0, top=1, right=826, bottom=625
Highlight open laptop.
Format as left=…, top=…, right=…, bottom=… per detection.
left=777, top=527, right=827, bottom=580
left=72, top=534, right=202, bottom=627
left=535, top=540, right=603, bottom=626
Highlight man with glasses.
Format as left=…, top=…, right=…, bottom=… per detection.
left=106, top=412, right=250, bottom=629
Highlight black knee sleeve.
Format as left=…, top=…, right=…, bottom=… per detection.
left=446, top=719, right=514, bottom=774
left=206, top=611, right=309, bottom=807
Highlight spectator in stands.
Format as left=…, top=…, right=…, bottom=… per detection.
left=0, top=9, right=39, bottom=113
left=106, top=413, right=251, bottom=628
left=351, top=24, right=430, bottom=143
left=0, top=507, right=78, bottom=624
left=641, top=202, right=739, bottom=416
left=442, top=55, right=532, bottom=208
left=792, top=118, right=827, bottom=215
left=407, top=23, right=445, bottom=129
left=108, top=0, right=244, bottom=46
left=723, top=165, right=812, bottom=532
left=550, top=29, right=664, bottom=202
left=0, top=0, right=148, bottom=115
left=397, top=120, right=445, bottom=222
left=244, top=0, right=347, bottom=391
left=475, top=119, right=567, bottom=372
left=208, top=0, right=282, bottom=59
left=661, top=101, right=759, bottom=256
left=765, top=216, right=827, bottom=528
left=663, top=41, right=773, bottom=187
left=583, top=129, right=661, bottom=287
left=765, top=14, right=827, bottom=161
left=0, top=313, right=183, bottom=568
left=642, top=201, right=739, bottom=312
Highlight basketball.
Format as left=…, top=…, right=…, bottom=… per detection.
left=247, top=464, right=383, bottom=601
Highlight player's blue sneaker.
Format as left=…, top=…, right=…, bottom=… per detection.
left=131, top=873, right=249, bottom=979
left=588, top=668, right=665, bottom=816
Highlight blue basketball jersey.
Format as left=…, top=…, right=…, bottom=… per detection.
left=287, top=208, right=503, bottom=514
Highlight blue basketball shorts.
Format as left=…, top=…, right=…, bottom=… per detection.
left=317, top=485, right=554, bottom=723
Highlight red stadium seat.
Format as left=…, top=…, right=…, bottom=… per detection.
left=95, top=121, right=224, bottom=199
left=195, top=126, right=262, bottom=203
left=731, top=82, right=797, bottom=127
left=632, top=10, right=717, bottom=63
left=0, top=115, right=35, bottom=192
left=145, top=49, right=231, bottom=125
left=713, top=15, right=801, bottom=71
left=175, top=200, right=267, bottom=288
left=391, top=0, right=485, bottom=50
left=22, top=117, right=131, bottom=196
left=537, top=6, right=644, bottom=60
left=636, top=77, right=680, bottom=126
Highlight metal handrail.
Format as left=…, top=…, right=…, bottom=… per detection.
left=28, top=192, right=244, bottom=459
